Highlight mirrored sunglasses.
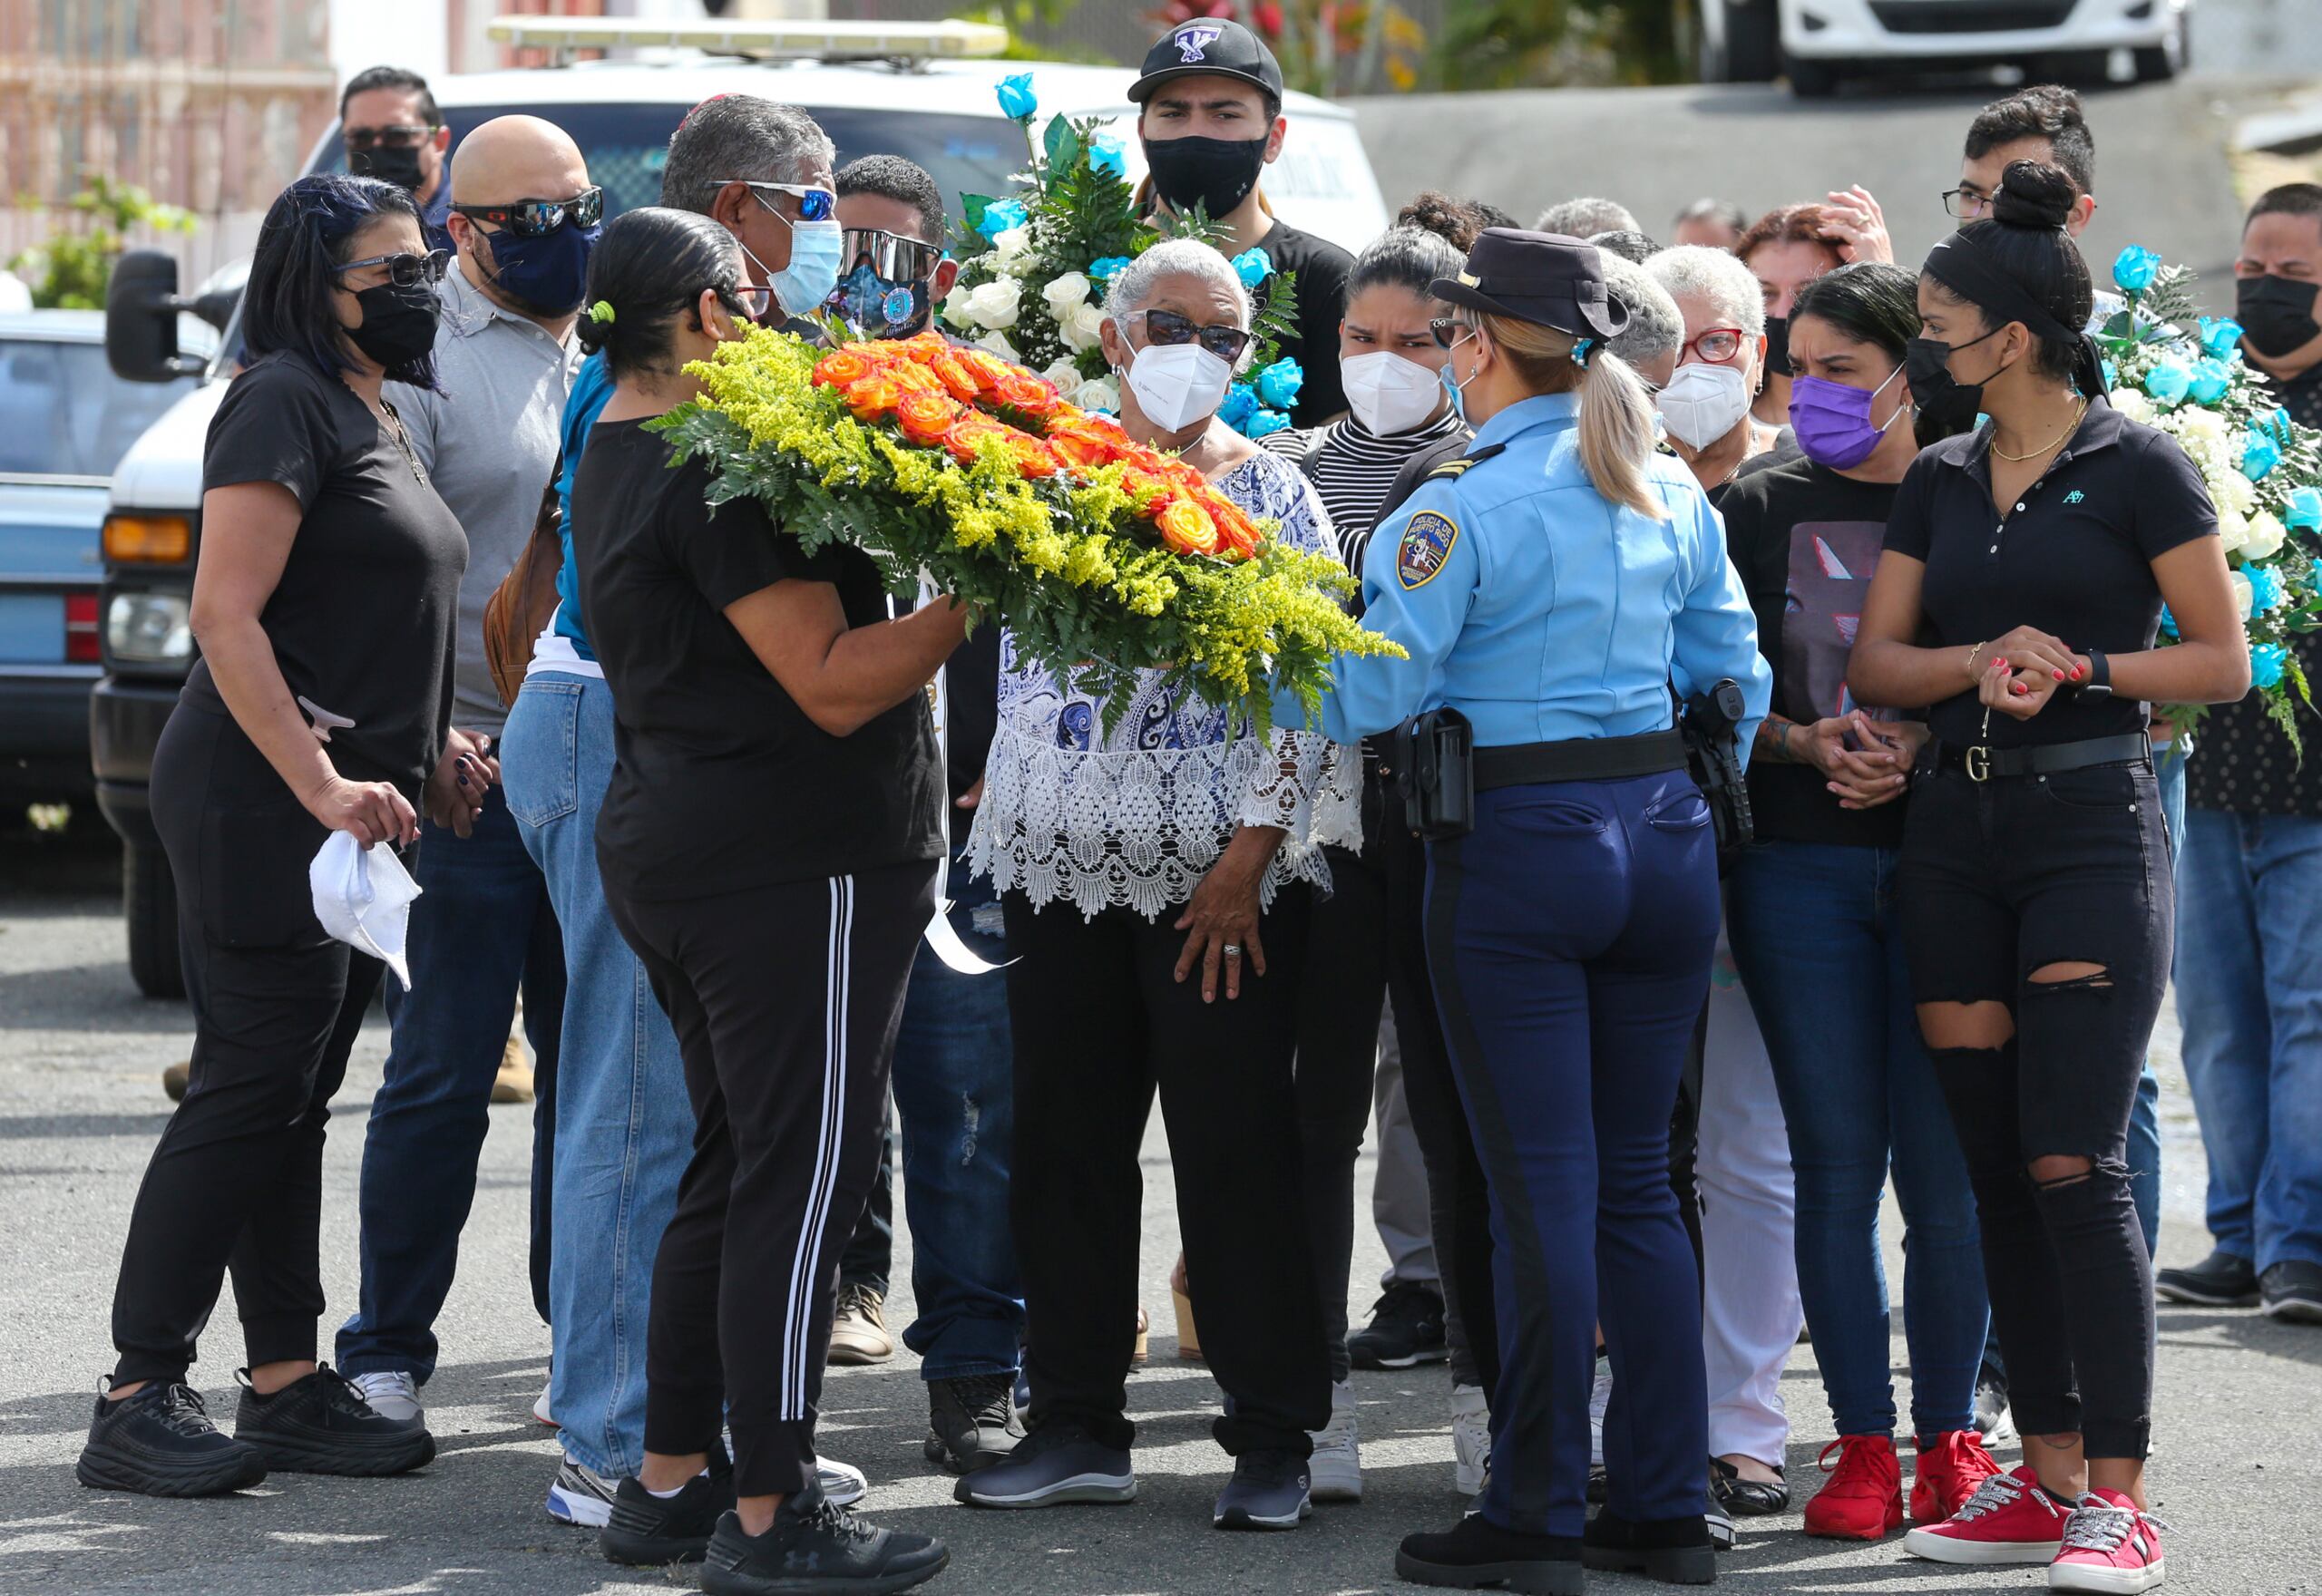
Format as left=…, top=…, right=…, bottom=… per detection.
left=450, top=188, right=605, bottom=238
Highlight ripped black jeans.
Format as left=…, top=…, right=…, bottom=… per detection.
left=1898, top=758, right=2169, bottom=1461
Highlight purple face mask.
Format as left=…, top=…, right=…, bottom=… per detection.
left=1789, top=365, right=1906, bottom=470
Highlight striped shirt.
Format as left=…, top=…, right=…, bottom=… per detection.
left=1263, top=410, right=1471, bottom=575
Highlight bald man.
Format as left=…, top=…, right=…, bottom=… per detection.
left=338, top=114, right=595, bottom=1524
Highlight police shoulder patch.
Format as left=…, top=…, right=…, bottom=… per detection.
left=1398, top=510, right=1459, bottom=590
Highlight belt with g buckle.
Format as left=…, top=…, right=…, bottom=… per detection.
left=1936, top=733, right=2152, bottom=783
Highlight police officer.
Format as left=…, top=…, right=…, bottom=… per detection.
left=1281, top=229, right=1771, bottom=1593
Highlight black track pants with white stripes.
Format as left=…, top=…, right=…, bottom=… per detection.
left=610, top=859, right=936, bottom=1497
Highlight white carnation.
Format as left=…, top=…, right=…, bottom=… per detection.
left=2109, top=389, right=2152, bottom=425
left=2229, top=568, right=2255, bottom=620
left=964, top=278, right=1021, bottom=331
left=2244, top=510, right=2288, bottom=562
left=2215, top=471, right=2257, bottom=516
left=1041, top=271, right=1093, bottom=319
left=2219, top=509, right=2250, bottom=558
left=976, top=327, right=1020, bottom=363
left=1073, top=376, right=1121, bottom=414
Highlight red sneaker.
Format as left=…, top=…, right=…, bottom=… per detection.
left=1911, top=1427, right=2004, bottom=1523
left=1904, top=1464, right=2073, bottom=1564
left=1802, top=1434, right=1903, bottom=1540
left=2049, top=1490, right=2167, bottom=1592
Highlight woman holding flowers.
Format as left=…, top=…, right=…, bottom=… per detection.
left=1849, top=161, right=2249, bottom=1593
left=958, top=237, right=1352, bottom=1533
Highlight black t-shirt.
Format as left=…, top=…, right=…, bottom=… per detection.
left=1882, top=401, right=2216, bottom=750
left=1254, top=219, right=1353, bottom=429
left=575, top=419, right=942, bottom=900
left=1719, top=456, right=1907, bottom=849
left=184, top=352, right=467, bottom=798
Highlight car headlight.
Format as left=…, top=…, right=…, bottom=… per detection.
left=105, top=590, right=193, bottom=666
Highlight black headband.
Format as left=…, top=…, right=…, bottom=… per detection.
left=1924, top=232, right=2109, bottom=397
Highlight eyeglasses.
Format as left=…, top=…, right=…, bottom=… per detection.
left=1679, top=326, right=1746, bottom=365
left=840, top=227, right=945, bottom=284
left=719, top=180, right=837, bottom=224
left=731, top=283, right=776, bottom=322
left=451, top=188, right=604, bottom=238
left=1940, top=186, right=1995, bottom=221
left=343, top=123, right=436, bottom=151
left=1428, top=317, right=1474, bottom=350
left=1132, top=307, right=1252, bottom=362
left=336, top=248, right=452, bottom=288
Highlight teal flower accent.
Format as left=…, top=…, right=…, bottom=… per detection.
left=2159, top=602, right=2180, bottom=640
left=996, top=73, right=1038, bottom=122
left=2286, top=484, right=2322, bottom=531
left=2249, top=565, right=2287, bottom=616
left=2189, top=357, right=2232, bottom=404
left=1218, top=382, right=1258, bottom=428
left=2251, top=642, right=2288, bottom=690
left=1088, top=255, right=1134, bottom=284
left=975, top=198, right=1029, bottom=240
left=2112, top=245, right=2161, bottom=294
left=2142, top=355, right=2190, bottom=405
left=2241, top=426, right=2282, bottom=481
left=1229, top=248, right=1273, bottom=289
left=1088, top=131, right=1128, bottom=179
left=1256, top=357, right=1303, bottom=410
left=2199, top=316, right=2243, bottom=359
left=1246, top=407, right=1292, bottom=439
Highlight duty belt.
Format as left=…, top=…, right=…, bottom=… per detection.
left=1931, top=732, right=2152, bottom=783
left=1474, top=729, right=1688, bottom=790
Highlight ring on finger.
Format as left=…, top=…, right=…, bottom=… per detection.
left=1223, top=943, right=1244, bottom=959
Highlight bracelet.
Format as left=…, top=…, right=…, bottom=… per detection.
left=1965, top=639, right=1988, bottom=681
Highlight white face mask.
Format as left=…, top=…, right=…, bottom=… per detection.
left=1655, top=360, right=1753, bottom=451
left=1119, top=336, right=1234, bottom=433
left=1341, top=351, right=1444, bottom=435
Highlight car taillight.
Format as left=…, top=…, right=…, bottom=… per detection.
left=65, top=593, right=100, bottom=663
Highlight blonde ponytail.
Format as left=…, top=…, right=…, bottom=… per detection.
left=1474, top=312, right=1669, bottom=521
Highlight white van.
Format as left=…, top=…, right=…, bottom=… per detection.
left=93, top=17, right=1390, bottom=998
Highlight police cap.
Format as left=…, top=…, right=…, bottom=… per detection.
left=1430, top=229, right=1628, bottom=340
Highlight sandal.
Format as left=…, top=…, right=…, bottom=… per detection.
left=1710, top=1454, right=1790, bottom=1516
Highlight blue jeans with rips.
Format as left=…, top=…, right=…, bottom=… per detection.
left=500, top=672, right=694, bottom=1480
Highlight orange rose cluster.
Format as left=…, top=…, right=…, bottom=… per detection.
left=811, top=331, right=1263, bottom=561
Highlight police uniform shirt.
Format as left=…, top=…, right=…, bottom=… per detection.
left=1282, top=390, right=1771, bottom=754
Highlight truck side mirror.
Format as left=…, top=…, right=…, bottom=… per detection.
left=107, top=250, right=208, bottom=383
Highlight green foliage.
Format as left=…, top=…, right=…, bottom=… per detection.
left=7, top=173, right=195, bottom=311
left=1433, top=0, right=1693, bottom=89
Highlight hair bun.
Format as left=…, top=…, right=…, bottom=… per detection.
left=1990, top=160, right=2076, bottom=230
left=1396, top=190, right=1482, bottom=250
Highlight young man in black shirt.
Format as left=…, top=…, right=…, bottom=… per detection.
left=2160, top=183, right=2322, bottom=1324
left=1127, top=16, right=1352, bottom=429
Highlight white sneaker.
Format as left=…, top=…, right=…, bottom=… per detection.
left=349, top=1370, right=422, bottom=1425
left=1307, top=1380, right=1361, bottom=1503
left=533, top=1373, right=556, bottom=1428
left=1589, top=1355, right=1613, bottom=1470
left=1451, top=1382, right=1490, bottom=1495
left=815, top=1455, right=867, bottom=1506
left=545, top=1457, right=618, bottom=1527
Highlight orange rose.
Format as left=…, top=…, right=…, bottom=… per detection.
left=1119, top=465, right=1175, bottom=507
left=888, top=362, right=944, bottom=397
left=897, top=392, right=965, bottom=447
left=844, top=373, right=904, bottom=419
left=813, top=347, right=873, bottom=388
left=1007, top=435, right=1062, bottom=478
left=1211, top=498, right=1262, bottom=557
left=1047, top=430, right=1116, bottom=472
left=928, top=350, right=983, bottom=404
left=893, top=331, right=948, bottom=365
left=1156, top=496, right=1220, bottom=557
left=1044, top=401, right=1088, bottom=431
left=943, top=414, right=1013, bottom=464
left=954, top=347, right=1014, bottom=393
left=997, top=373, right=1059, bottom=419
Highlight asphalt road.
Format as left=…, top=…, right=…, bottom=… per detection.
left=3, top=822, right=2318, bottom=1595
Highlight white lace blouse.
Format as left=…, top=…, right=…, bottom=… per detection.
left=968, top=448, right=1363, bottom=920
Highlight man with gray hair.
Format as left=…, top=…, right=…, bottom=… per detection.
left=1673, top=197, right=1750, bottom=251
left=1536, top=195, right=1639, bottom=238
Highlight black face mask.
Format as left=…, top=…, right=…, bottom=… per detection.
left=1905, top=325, right=2006, bottom=440
left=347, top=278, right=442, bottom=377
left=1762, top=315, right=1792, bottom=378
left=2236, top=273, right=2322, bottom=358
left=349, top=143, right=426, bottom=194
left=1143, top=134, right=1268, bottom=221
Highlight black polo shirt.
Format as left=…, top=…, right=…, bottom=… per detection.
left=1883, top=399, right=2216, bottom=750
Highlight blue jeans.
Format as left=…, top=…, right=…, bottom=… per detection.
left=1729, top=841, right=1986, bottom=1438
left=2173, top=807, right=2322, bottom=1272
left=337, top=798, right=562, bottom=1383
left=891, top=853, right=1025, bottom=1380
left=501, top=672, right=694, bottom=1479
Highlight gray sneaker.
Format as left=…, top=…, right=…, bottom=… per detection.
left=1214, top=1448, right=1311, bottom=1531
left=953, top=1419, right=1134, bottom=1508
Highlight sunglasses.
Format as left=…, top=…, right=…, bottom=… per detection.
left=1428, top=317, right=1475, bottom=350
left=451, top=188, right=605, bottom=238
left=721, top=180, right=838, bottom=224
left=840, top=228, right=945, bottom=284
left=343, top=123, right=435, bottom=151
left=337, top=248, right=453, bottom=288
left=1680, top=326, right=1746, bottom=365
left=1134, top=307, right=1252, bottom=363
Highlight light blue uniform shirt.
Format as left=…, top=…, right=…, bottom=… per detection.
left=1283, top=393, right=1771, bottom=758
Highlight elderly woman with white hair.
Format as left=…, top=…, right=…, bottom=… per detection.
left=1599, top=253, right=1685, bottom=389
left=961, top=238, right=1353, bottom=1533
left=1646, top=244, right=1790, bottom=498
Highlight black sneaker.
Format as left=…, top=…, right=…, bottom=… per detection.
left=701, top=1490, right=948, bottom=1596
left=924, top=1372, right=1024, bottom=1474
left=1397, top=1513, right=1583, bottom=1594
left=603, top=1467, right=736, bottom=1565
left=2261, top=1260, right=2322, bottom=1325
left=1213, top=1447, right=1311, bottom=1531
left=2154, top=1247, right=2256, bottom=1307
left=232, top=1364, right=434, bottom=1476
left=76, top=1381, right=267, bottom=1497
left=1346, top=1282, right=1449, bottom=1370
left=1581, top=1510, right=1716, bottom=1585
left=954, top=1417, right=1135, bottom=1508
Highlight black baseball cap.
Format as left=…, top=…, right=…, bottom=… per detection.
left=1128, top=18, right=1285, bottom=106
left=1430, top=229, right=1628, bottom=340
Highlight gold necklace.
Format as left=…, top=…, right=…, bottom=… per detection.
left=1990, top=397, right=2088, bottom=462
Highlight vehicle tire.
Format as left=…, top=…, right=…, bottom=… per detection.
left=1784, top=52, right=1839, bottom=97
left=125, top=841, right=186, bottom=1001
left=1723, top=0, right=1781, bottom=82
left=2032, top=49, right=2111, bottom=85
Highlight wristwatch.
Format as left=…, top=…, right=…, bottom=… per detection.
left=2080, top=647, right=2112, bottom=698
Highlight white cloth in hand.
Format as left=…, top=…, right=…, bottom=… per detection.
left=309, top=832, right=422, bottom=990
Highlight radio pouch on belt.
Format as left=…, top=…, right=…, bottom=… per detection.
left=1393, top=707, right=1475, bottom=841
left=1677, top=678, right=1755, bottom=874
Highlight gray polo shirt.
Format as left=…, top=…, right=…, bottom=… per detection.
left=386, top=260, right=582, bottom=738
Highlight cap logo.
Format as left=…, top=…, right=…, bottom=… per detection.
left=1174, top=23, right=1224, bottom=62
left=1458, top=271, right=1480, bottom=287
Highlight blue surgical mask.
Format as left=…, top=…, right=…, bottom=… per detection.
left=474, top=221, right=601, bottom=318
left=743, top=207, right=845, bottom=321
left=1439, top=331, right=1476, bottom=424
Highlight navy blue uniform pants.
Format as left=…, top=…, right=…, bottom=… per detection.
left=1426, top=769, right=1718, bottom=1537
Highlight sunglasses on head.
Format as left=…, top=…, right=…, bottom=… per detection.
left=337, top=248, right=453, bottom=288
left=1428, top=317, right=1475, bottom=349
left=343, top=123, right=434, bottom=151
left=451, top=188, right=605, bottom=238
left=1134, top=307, right=1251, bottom=363
left=720, top=180, right=837, bottom=224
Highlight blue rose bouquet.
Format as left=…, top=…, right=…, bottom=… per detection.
left=940, top=73, right=1303, bottom=439
left=2097, top=245, right=2322, bottom=743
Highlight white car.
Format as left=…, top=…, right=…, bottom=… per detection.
left=1699, top=0, right=2192, bottom=95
